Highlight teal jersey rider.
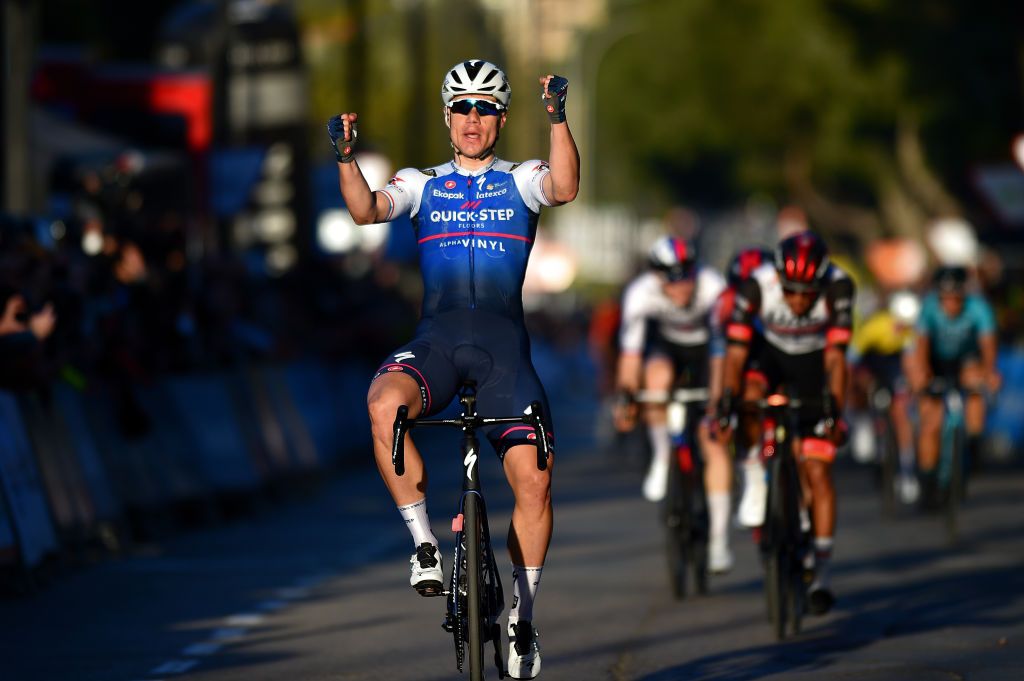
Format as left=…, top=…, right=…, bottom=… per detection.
left=916, top=291, right=996, bottom=361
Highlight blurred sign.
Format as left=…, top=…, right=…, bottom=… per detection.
left=972, top=164, right=1024, bottom=227
left=865, top=238, right=927, bottom=288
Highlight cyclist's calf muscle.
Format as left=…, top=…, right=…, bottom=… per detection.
left=368, top=372, right=428, bottom=504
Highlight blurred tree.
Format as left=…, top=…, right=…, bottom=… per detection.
left=594, top=0, right=1024, bottom=244
left=298, top=0, right=502, bottom=171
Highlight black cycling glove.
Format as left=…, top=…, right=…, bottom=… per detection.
left=327, top=114, right=357, bottom=163
left=542, top=76, right=569, bottom=124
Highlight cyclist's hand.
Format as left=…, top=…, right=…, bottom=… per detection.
left=28, top=303, right=57, bottom=341
left=613, top=392, right=638, bottom=432
left=539, top=74, right=568, bottom=123
left=714, top=390, right=736, bottom=436
left=327, top=113, right=358, bottom=163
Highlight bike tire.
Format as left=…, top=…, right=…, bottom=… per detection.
left=780, top=454, right=805, bottom=638
left=763, top=455, right=788, bottom=639
left=463, top=493, right=486, bottom=681
left=664, top=449, right=689, bottom=600
left=879, top=415, right=898, bottom=516
left=944, top=424, right=963, bottom=544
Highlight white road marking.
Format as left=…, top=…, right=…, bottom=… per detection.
left=225, top=613, right=264, bottom=627
left=275, top=587, right=309, bottom=600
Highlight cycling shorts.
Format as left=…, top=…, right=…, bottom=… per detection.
left=645, top=325, right=709, bottom=387
left=858, top=352, right=906, bottom=394
left=929, top=351, right=980, bottom=384
left=746, top=343, right=828, bottom=438
left=372, top=310, right=553, bottom=458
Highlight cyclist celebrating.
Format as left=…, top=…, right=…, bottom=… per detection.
left=848, top=290, right=921, bottom=503
left=613, top=236, right=730, bottom=570
left=720, top=231, right=855, bottom=615
left=910, top=266, right=1000, bottom=505
left=328, top=59, right=579, bottom=679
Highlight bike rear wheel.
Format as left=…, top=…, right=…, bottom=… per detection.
left=878, top=414, right=898, bottom=516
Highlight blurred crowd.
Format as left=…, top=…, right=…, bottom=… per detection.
left=0, top=153, right=420, bottom=440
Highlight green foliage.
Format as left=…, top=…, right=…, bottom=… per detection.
left=593, top=0, right=1023, bottom=219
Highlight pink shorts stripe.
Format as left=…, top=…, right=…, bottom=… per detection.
left=374, top=363, right=432, bottom=413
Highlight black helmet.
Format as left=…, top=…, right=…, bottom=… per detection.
left=933, top=266, right=967, bottom=294
left=774, top=231, right=830, bottom=292
left=727, top=247, right=772, bottom=287
left=649, top=236, right=697, bottom=282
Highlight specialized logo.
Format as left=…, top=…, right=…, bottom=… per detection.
left=464, top=449, right=478, bottom=481
left=445, top=180, right=457, bottom=189
left=476, top=174, right=487, bottom=189
left=433, top=189, right=465, bottom=199
left=394, top=351, right=416, bottom=362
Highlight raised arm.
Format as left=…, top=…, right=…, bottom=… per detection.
left=328, top=113, right=394, bottom=225
left=538, top=75, right=580, bottom=205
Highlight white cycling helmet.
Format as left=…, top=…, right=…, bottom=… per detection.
left=441, top=60, right=511, bottom=108
left=888, top=290, right=921, bottom=326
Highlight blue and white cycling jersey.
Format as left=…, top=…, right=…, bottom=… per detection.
left=916, top=292, right=996, bottom=361
left=380, top=157, right=552, bottom=320
left=371, top=157, right=555, bottom=453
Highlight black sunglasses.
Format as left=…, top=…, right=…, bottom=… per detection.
left=448, top=98, right=504, bottom=117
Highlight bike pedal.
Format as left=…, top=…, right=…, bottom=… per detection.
left=414, top=581, right=444, bottom=597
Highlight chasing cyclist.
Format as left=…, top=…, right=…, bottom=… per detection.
left=848, top=290, right=921, bottom=503
left=909, top=266, right=1000, bottom=506
left=328, top=59, right=579, bottom=679
left=613, top=237, right=730, bottom=571
left=719, top=231, right=855, bottom=615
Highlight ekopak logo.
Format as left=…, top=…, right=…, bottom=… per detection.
left=445, top=180, right=457, bottom=190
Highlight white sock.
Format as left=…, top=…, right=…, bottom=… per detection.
left=746, top=444, right=760, bottom=463
left=397, top=498, right=438, bottom=548
left=508, top=565, right=543, bottom=623
left=813, top=536, right=834, bottom=586
left=647, top=423, right=671, bottom=473
left=708, top=492, right=731, bottom=546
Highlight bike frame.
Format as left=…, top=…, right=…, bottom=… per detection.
left=391, top=384, right=549, bottom=680
left=637, top=387, right=710, bottom=599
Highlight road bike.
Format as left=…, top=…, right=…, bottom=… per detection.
left=739, top=392, right=829, bottom=640
left=924, top=378, right=979, bottom=543
left=392, top=382, right=550, bottom=680
left=636, top=387, right=710, bottom=600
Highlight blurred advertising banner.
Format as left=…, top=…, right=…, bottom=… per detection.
left=865, top=238, right=927, bottom=289
left=972, top=164, right=1024, bottom=227
left=0, top=392, right=58, bottom=569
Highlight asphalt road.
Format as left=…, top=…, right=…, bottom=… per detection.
left=2, top=393, right=1023, bottom=681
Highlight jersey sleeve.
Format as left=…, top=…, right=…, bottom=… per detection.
left=512, top=160, right=553, bottom=213
left=726, top=278, right=761, bottom=345
left=971, top=296, right=997, bottom=336
left=377, top=167, right=422, bottom=221
left=618, top=278, right=651, bottom=354
left=825, top=275, right=855, bottom=348
left=708, top=289, right=735, bottom=358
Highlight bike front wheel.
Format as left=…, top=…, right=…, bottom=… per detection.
left=463, top=493, right=486, bottom=681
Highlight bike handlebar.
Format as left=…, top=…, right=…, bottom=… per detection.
left=392, top=401, right=550, bottom=477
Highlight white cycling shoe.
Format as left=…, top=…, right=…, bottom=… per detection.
left=897, top=473, right=920, bottom=505
left=737, top=460, right=767, bottom=527
left=507, top=619, right=541, bottom=679
left=409, top=543, right=443, bottom=597
left=708, top=540, right=734, bottom=574
left=642, top=457, right=669, bottom=502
